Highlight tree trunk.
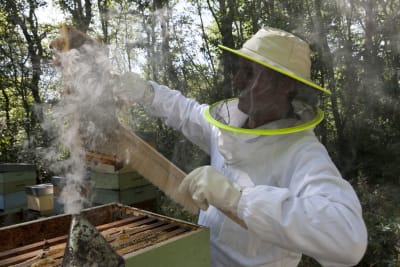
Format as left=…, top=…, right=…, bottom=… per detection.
left=5, top=0, right=45, bottom=145
left=58, top=0, right=92, bottom=32
left=311, top=0, right=352, bottom=174
left=218, top=0, right=236, bottom=99
left=98, top=0, right=110, bottom=44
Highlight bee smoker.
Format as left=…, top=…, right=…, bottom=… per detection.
left=62, top=214, right=125, bottom=267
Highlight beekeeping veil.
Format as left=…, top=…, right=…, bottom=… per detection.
left=205, top=27, right=331, bottom=135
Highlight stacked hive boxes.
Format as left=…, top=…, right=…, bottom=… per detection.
left=89, top=161, right=159, bottom=211
left=0, top=164, right=36, bottom=212
left=89, top=132, right=160, bottom=211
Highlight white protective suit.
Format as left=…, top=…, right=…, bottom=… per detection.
left=145, top=82, right=368, bottom=267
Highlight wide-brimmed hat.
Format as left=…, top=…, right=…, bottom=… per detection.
left=219, top=27, right=331, bottom=95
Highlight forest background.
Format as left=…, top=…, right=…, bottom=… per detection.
left=0, top=0, right=399, bottom=266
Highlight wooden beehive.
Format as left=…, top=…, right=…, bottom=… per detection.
left=89, top=166, right=159, bottom=209
left=0, top=203, right=210, bottom=267
left=25, top=183, right=54, bottom=215
left=0, top=164, right=36, bottom=211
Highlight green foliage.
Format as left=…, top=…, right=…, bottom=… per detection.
left=0, top=0, right=50, bottom=164
left=355, top=177, right=400, bottom=266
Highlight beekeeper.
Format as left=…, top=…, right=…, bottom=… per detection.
left=117, top=27, right=368, bottom=266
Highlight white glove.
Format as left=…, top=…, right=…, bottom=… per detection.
left=178, top=166, right=242, bottom=213
left=114, top=72, right=154, bottom=105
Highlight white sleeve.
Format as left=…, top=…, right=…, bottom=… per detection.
left=236, top=141, right=368, bottom=266
left=145, top=81, right=213, bottom=154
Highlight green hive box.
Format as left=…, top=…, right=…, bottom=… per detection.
left=94, top=184, right=159, bottom=205
left=90, top=169, right=159, bottom=208
left=90, top=170, right=150, bottom=190
left=123, top=223, right=210, bottom=267
left=0, top=164, right=36, bottom=210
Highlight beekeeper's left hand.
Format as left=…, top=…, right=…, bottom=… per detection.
left=178, top=166, right=242, bottom=213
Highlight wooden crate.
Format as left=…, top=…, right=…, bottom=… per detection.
left=0, top=203, right=210, bottom=267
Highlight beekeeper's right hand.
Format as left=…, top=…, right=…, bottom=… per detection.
left=114, top=72, right=155, bottom=106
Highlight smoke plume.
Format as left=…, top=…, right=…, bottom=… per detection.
left=41, top=43, right=119, bottom=214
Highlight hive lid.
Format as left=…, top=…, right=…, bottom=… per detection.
left=25, top=183, right=54, bottom=196
left=51, top=176, right=67, bottom=186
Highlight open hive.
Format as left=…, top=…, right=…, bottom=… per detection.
left=0, top=203, right=210, bottom=267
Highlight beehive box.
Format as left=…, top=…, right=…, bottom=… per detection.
left=51, top=176, right=65, bottom=214
left=89, top=163, right=159, bottom=209
left=94, top=184, right=159, bottom=206
left=0, top=208, right=30, bottom=228
left=0, top=203, right=210, bottom=267
left=90, top=170, right=150, bottom=190
left=0, top=164, right=36, bottom=210
left=25, top=183, right=54, bottom=215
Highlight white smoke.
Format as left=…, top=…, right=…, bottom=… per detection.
left=42, top=43, right=119, bottom=214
